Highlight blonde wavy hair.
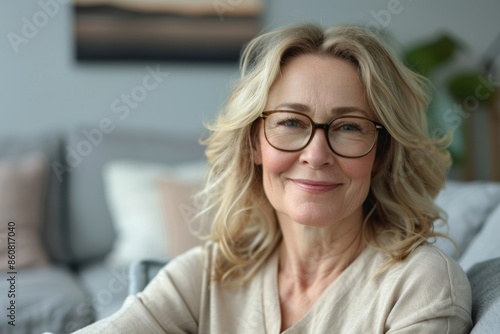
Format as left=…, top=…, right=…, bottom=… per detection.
left=196, top=23, right=451, bottom=284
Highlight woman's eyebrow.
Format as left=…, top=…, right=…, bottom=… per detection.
left=331, top=106, right=370, bottom=116
left=273, top=103, right=370, bottom=116
left=273, top=102, right=310, bottom=112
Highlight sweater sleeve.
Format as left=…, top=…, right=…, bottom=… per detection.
left=384, top=247, right=472, bottom=334
left=71, top=246, right=207, bottom=334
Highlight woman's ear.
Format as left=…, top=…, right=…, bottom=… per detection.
left=251, top=121, right=263, bottom=165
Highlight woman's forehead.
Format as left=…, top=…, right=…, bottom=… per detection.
left=265, top=54, right=373, bottom=119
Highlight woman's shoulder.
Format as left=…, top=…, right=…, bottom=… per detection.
left=366, top=243, right=464, bottom=277
left=376, top=244, right=472, bottom=331
left=383, top=244, right=466, bottom=282
left=381, top=244, right=471, bottom=303
left=142, top=243, right=216, bottom=311
left=162, top=242, right=217, bottom=276
left=402, top=244, right=466, bottom=276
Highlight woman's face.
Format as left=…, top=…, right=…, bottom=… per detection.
left=254, top=54, right=377, bottom=229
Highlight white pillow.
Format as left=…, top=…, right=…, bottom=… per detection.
left=459, top=203, right=500, bottom=271
left=433, top=180, right=500, bottom=259
left=102, top=160, right=206, bottom=267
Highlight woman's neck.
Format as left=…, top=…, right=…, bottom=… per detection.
left=277, top=214, right=365, bottom=286
left=276, top=215, right=366, bottom=332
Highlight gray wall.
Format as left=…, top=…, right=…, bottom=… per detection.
left=1, top=0, right=499, bottom=176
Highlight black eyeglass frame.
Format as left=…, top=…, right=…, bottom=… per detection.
left=260, top=110, right=384, bottom=158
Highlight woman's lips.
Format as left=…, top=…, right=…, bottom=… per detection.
left=291, top=179, right=341, bottom=193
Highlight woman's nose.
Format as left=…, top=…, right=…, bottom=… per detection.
left=298, top=129, right=336, bottom=169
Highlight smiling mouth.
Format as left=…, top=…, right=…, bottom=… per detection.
left=291, top=179, right=341, bottom=193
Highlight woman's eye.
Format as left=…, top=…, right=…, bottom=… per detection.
left=338, top=123, right=362, bottom=132
left=278, top=118, right=304, bottom=127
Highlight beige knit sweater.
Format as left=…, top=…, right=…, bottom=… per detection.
left=70, top=243, right=472, bottom=333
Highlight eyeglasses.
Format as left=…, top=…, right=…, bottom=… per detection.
left=260, top=111, right=384, bottom=158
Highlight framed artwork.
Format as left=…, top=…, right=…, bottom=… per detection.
left=74, top=0, right=263, bottom=62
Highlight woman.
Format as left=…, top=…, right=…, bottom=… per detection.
left=73, top=24, right=472, bottom=333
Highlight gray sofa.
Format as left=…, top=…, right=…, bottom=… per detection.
left=1, top=127, right=500, bottom=333
left=0, top=128, right=204, bottom=334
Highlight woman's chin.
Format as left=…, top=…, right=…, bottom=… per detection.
left=287, top=212, right=335, bottom=229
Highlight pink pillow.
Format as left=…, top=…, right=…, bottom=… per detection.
left=0, top=152, right=50, bottom=269
left=158, top=177, right=206, bottom=257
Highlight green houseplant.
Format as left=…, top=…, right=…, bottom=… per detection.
left=403, top=33, right=494, bottom=167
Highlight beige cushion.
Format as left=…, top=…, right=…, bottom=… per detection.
left=0, top=152, right=50, bottom=269
left=158, top=177, right=204, bottom=257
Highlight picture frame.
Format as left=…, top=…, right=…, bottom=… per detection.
left=74, top=0, right=263, bottom=62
